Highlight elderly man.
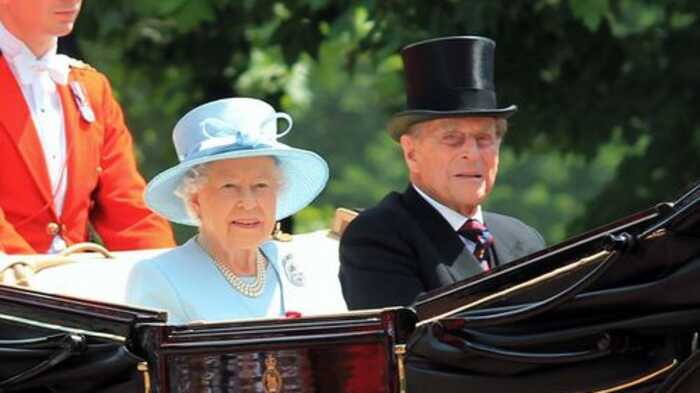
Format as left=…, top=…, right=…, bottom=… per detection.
left=0, top=0, right=175, bottom=254
left=339, top=36, right=545, bottom=310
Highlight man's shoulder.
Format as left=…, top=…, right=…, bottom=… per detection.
left=484, top=211, right=530, bottom=227
left=340, top=190, right=425, bottom=250
left=348, top=191, right=411, bottom=229
left=63, top=55, right=95, bottom=71
left=62, top=55, right=109, bottom=84
left=484, top=211, right=539, bottom=234
left=484, top=211, right=546, bottom=248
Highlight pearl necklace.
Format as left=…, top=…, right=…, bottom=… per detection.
left=212, top=250, right=267, bottom=298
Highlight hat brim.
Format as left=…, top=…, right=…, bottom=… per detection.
left=387, top=105, right=517, bottom=141
left=145, top=144, right=329, bottom=226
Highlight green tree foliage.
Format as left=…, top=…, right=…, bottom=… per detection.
left=70, top=0, right=699, bottom=243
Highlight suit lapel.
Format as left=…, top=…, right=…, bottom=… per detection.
left=58, top=71, right=88, bottom=213
left=0, top=55, right=55, bottom=214
left=440, top=247, right=486, bottom=283
left=401, top=185, right=483, bottom=284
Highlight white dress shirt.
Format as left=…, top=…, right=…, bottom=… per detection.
left=0, top=20, right=69, bottom=253
left=412, top=184, right=484, bottom=253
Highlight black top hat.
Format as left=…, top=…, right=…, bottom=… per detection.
left=387, top=36, right=516, bottom=140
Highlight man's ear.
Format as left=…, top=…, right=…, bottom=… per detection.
left=400, top=134, right=419, bottom=174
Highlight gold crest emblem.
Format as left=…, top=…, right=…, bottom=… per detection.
left=262, top=354, right=283, bottom=393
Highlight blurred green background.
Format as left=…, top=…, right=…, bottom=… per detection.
left=66, top=0, right=700, bottom=244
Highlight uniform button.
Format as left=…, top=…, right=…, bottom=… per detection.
left=96, top=166, right=103, bottom=174
left=46, top=222, right=60, bottom=236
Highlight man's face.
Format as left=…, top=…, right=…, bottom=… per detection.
left=0, top=0, right=82, bottom=40
left=400, top=117, right=502, bottom=216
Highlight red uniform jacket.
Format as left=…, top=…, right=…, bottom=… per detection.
left=0, top=55, right=175, bottom=254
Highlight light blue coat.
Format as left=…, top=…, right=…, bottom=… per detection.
left=126, top=237, right=346, bottom=324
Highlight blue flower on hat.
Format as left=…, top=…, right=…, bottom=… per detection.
left=183, top=118, right=264, bottom=161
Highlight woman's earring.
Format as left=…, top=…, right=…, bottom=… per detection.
left=272, top=222, right=292, bottom=242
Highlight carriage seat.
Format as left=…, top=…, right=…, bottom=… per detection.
left=0, top=208, right=358, bottom=312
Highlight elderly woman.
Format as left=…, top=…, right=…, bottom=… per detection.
left=126, top=97, right=342, bottom=323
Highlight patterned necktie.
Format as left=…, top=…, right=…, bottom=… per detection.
left=458, top=219, right=495, bottom=271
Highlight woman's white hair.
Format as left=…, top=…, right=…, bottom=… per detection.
left=174, top=164, right=211, bottom=226
left=174, top=159, right=285, bottom=226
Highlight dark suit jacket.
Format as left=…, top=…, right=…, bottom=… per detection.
left=339, top=185, right=546, bottom=310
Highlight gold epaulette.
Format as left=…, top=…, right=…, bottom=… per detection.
left=64, top=55, right=95, bottom=71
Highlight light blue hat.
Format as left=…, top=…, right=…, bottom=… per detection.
left=145, top=97, right=329, bottom=226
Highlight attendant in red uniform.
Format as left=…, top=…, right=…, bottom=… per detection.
left=0, top=0, right=175, bottom=254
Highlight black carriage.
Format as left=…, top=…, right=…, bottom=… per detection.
left=2, top=182, right=700, bottom=393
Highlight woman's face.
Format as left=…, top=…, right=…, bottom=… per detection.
left=192, top=157, right=280, bottom=252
